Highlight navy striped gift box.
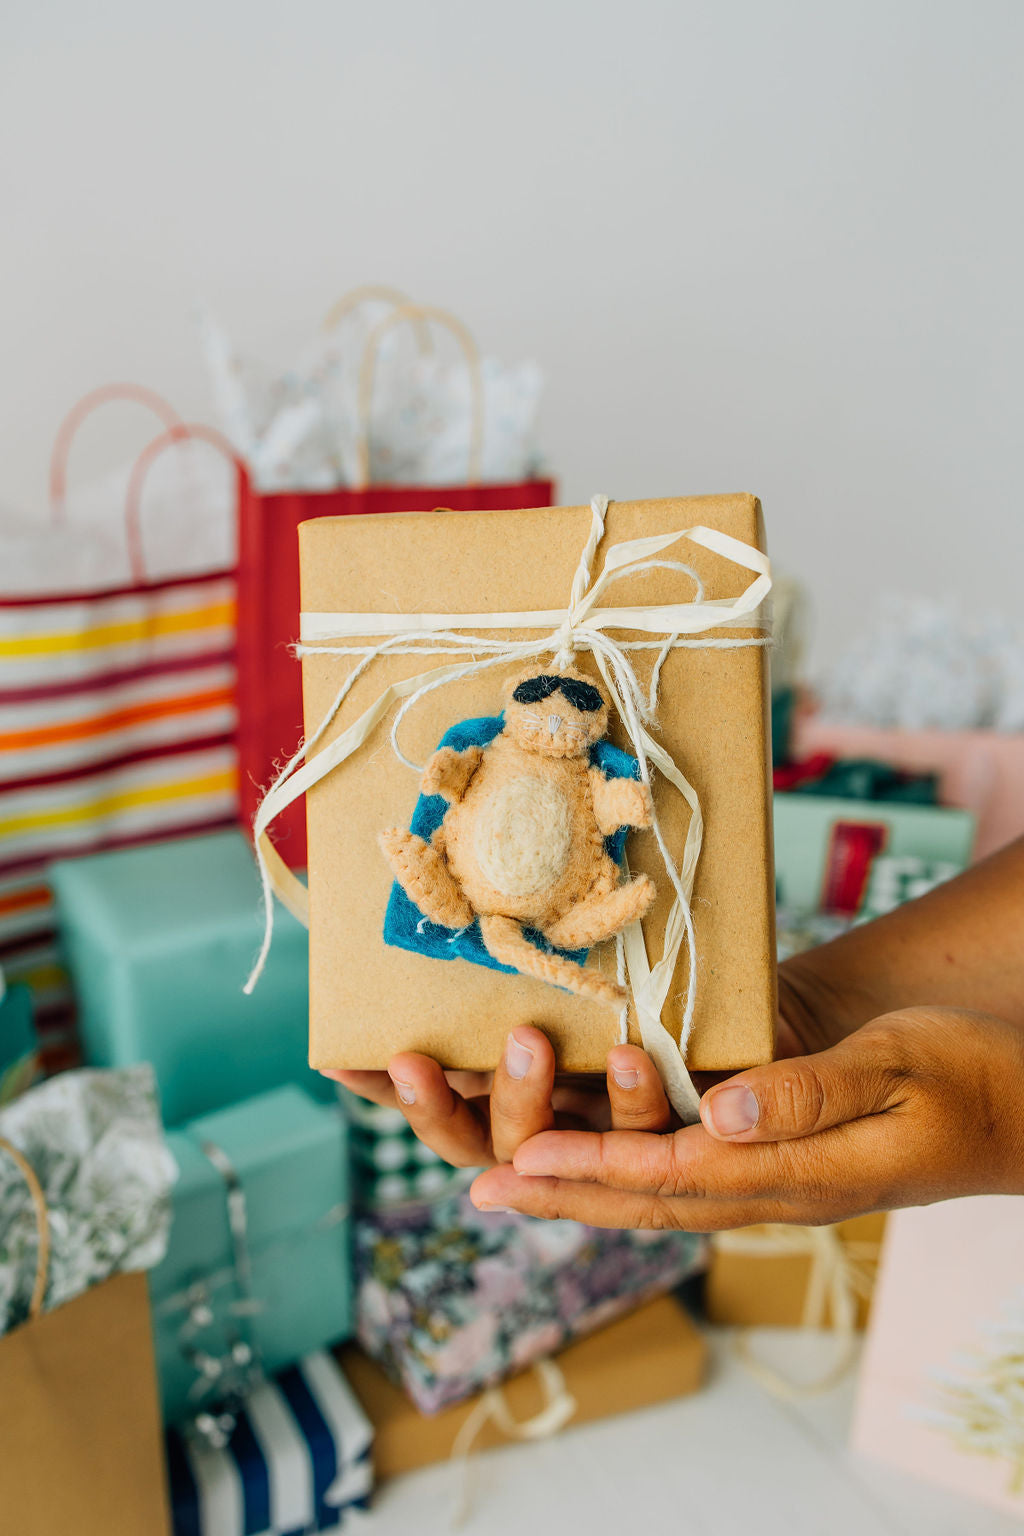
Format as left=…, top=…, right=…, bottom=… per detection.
left=166, top=1352, right=373, bottom=1536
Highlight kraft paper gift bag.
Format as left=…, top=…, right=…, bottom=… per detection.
left=225, top=293, right=553, bottom=868
left=0, top=1136, right=171, bottom=1535
left=252, top=492, right=776, bottom=1121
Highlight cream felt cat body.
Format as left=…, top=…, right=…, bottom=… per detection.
left=380, top=667, right=655, bottom=1005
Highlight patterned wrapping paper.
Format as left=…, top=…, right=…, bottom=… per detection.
left=336, top=1087, right=473, bottom=1211
left=355, top=1192, right=706, bottom=1414
left=165, top=1350, right=373, bottom=1536
left=0, top=1063, right=176, bottom=1334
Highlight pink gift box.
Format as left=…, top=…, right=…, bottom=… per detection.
left=792, top=717, right=1024, bottom=861
left=852, top=1197, right=1024, bottom=1518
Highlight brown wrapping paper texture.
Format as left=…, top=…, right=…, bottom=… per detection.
left=705, top=1213, right=888, bottom=1329
left=339, top=1293, right=707, bottom=1479
left=0, top=1271, right=171, bottom=1534
left=300, top=495, right=776, bottom=1074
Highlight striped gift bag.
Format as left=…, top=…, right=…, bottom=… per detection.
left=0, top=389, right=244, bottom=1067
left=165, top=1352, right=374, bottom=1535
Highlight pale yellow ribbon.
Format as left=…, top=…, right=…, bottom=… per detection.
left=246, top=496, right=772, bottom=1124
left=712, top=1223, right=882, bottom=1398
left=449, top=1357, right=577, bottom=1528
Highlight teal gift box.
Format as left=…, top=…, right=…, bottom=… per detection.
left=0, top=981, right=38, bottom=1103
left=50, top=829, right=329, bottom=1125
left=149, top=1084, right=352, bottom=1427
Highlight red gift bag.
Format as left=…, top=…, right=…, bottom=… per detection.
left=233, top=302, right=555, bottom=866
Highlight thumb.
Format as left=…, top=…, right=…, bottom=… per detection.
left=699, top=1029, right=902, bottom=1143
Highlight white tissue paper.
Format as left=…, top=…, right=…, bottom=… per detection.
left=0, top=442, right=235, bottom=594
left=820, top=596, right=1024, bottom=733
left=199, top=307, right=545, bottom=492
left=0, top=1065, right=176, bottom=1335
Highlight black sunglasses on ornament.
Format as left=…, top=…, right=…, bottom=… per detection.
left=511, top=674, right=605, bottom=713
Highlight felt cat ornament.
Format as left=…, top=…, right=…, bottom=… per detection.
left=379, top=666, right=656, bottom=1005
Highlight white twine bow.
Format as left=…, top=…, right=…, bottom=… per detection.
left=246, top=495, right=772, bottom=1124
left=450, top=1357, right=577, bottom=1528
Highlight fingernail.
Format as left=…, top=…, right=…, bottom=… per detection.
left=504, top=1032, right=534, bottom=1081
left=388, top=1074, right=416, bottom=1106
left=707, top=1084, right=759, bottom=1135
left=476, top=1203, right=518, bottom=1214
left=611, top=1065, right=640, bottom=1090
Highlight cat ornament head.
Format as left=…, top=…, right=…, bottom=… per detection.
left=501, top=665, right=611, bottom=759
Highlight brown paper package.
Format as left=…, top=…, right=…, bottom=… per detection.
left=338, top=1292, right=706, bottom=1479
left=705, top=1213, right=888, bottom=1330
left=300, top=494, right=776, bottom=1074
left=0, top=1270, right=171, bottom=1535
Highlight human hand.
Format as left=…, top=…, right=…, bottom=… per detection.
left=324, top=1025, right=673, bottom=1169
left=468, top=1007, right=1024, bottom=1228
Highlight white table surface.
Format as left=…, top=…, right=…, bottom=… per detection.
left=350, top=1326, right=1023, bottom=1536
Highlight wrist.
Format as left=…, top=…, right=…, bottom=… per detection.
left=778, top=947, right=877, bottom=1050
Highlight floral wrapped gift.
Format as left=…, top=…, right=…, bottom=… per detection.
left=355, top=1191, right=705, bottom=1414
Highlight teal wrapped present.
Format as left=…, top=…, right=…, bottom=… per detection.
left=149, top=1084, right=352, bottom=1427
left=0, top=982, right=38, bottom=1104
left=50, top=829, right=330, bottom=1125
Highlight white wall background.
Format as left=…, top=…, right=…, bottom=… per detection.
left=3, top=0, right=1021, bottom=668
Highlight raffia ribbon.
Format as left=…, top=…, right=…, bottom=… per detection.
left=247, top=495, right=772, bottom=1124
left=713, top=1222, right=883, bottom=1398
left=449, top=1356, right=577, bottom=1528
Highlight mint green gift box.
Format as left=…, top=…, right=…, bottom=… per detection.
left=149, top=1084, right=352, bottom=1427
left=50, top=830, right=330, bottom=1126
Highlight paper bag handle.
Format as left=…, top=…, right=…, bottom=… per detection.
left=123, top=422, right=249, bottom=584
left=321, top=284, right=433, bottom=355
left=0, top=1136, right=50, bottom=1322
left=49, top=383, right=184, bottom=526
left=354, top=303, right=484, bottom=490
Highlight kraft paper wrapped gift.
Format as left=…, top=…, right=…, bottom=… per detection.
left=340, top=1292, right=706, bottom=1480
left=149, top=1084, right=352, bottom=1427
left=276, top=494, right=775, bottom=1095
left=706, top=1213, right=887, bottom=1330
left=51, top=829, right=331, bottom=1125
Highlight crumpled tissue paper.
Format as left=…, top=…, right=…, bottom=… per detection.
left=0, top=1064, right=177, bottom=1335
left=199, top=305, right=545, bottom=492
